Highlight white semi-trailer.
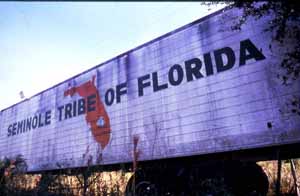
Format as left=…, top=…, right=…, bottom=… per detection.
left=1, top=5, right=299, bottom=195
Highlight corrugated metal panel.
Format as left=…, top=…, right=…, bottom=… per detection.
left=0, top=7, right=299, bottom=172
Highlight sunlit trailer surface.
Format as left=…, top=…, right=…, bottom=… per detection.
left=0, top=6, right=299, bottom=172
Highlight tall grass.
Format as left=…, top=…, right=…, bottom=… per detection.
left=258, top=159, right=300, bottom=196
left=1, top=157, right=299, bottom=195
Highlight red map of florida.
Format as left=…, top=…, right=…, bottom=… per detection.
left=64, top=76, right=111, bottom=149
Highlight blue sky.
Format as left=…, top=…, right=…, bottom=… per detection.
left=0, top=2, right=226, bottom=110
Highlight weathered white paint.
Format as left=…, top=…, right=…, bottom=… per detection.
left=0, top=7, right=299, bottom=172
